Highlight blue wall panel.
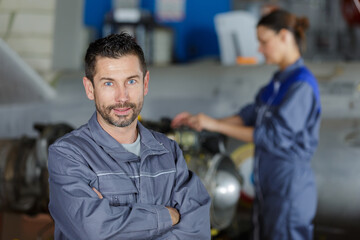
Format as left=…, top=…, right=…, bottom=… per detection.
left=84, top=0, right=112, bottom=39
left=140, top=0, right=231, bottom=62
left=83, top=0, right=231, bottom=62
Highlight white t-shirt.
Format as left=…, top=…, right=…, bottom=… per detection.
left=121, top=133, right=141, bottom=156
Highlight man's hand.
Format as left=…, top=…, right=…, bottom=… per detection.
left=92, top=187, right=103, bottom=199
left=166, top=207, right=180, bottom=226
left=93, top=188, right=180, bottom=225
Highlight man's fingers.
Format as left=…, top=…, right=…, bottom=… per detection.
left=166, top=207, right=180, bottom=226
left=92, top=187, right=103, bottom=199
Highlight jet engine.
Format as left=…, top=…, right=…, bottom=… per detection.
left=0, top=123, right=73, bottom=214
left=141, top=118, right=242, bottom=230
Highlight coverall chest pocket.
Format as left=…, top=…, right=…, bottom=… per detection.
left=98, top=174, right=138, bottom=206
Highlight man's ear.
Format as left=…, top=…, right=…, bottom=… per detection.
left=143, top=71, right=150, bottom=96
left=83, top=77, right=94, bottom=100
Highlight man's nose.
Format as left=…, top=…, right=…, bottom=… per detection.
left=115, top=85, right=129, bottom=102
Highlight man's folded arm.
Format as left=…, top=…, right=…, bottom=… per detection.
left=48, top=146, right=173, bottom=240
left=168, top=141, right=212, bottom=239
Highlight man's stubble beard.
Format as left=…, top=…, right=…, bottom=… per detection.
left=95, top=98, right=144, bottom=128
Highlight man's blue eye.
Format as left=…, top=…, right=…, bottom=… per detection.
left=128, top=79, right=136, bottom=84
left=105, top=82, right=113, bottom=86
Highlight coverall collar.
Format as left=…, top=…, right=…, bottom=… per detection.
left=274, top=58, right=304, bottom=83
left=88, top=112, right=168, bottom=162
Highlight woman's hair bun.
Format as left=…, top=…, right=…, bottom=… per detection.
left=296, top=17, right=310, bottom=32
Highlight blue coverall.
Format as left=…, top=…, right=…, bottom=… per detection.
left=48, top=113, right=211, bottom=240
left=238, top=58, right=321, bottom=240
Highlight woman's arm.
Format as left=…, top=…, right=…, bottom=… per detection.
left=172, top=112, right=253, bottom=143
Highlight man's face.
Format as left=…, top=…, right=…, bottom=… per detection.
left=83, top=55, right=149, bottom=129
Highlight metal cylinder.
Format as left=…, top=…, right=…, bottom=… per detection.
left=0, top=123, right=73, bottom=213
left=187, top=152, right=242, bottom=230
left=0, top=138, right=46, bottom=213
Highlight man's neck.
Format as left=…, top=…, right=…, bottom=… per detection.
left=97, top=116, right=138, bottom=144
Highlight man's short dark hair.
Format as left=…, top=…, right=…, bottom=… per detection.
left=84, top=32, right=147, bottom=83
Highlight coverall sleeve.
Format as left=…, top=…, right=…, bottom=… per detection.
left=166, top=141, right=211, bottom=239
left=253, top=82, right=319, bottom=153
left=238, top=103, right=257, bottom=126
left=48, top=145, right=172, bottom=240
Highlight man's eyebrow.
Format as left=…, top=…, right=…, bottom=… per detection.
left=98, top=75, right=141, bottom=81
left=99, top=77, right=114, bottom=81
left=127, top=74, right=141, bottom=79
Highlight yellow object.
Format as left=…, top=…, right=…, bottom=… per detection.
left=184, top=153, right=191, bottom=164
left=211, top=228, right=219, bottom=236
left=230, top=143, right=255, bottom=167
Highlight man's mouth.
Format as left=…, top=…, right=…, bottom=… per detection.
left=113, top=107, right=132, bottom=116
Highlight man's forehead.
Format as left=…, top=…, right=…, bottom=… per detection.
left=93, top=56, right=144, bottom=80
left=95, top=55, right=142, bottom=70
left=95, top=54, right=140, bottom=63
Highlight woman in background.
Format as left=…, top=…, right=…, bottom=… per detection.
left=172, top=9, right=321, bottom=240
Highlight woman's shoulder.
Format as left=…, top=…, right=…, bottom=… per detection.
left=292, top=65, right=316, bottom=82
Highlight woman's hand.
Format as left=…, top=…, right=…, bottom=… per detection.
left=172, top=112, right=218, bottom=132
left=171, top=112, right=193, bottom=128
left=187, top=113, right=218, bottom=132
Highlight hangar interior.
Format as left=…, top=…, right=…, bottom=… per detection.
left=1, top=0, right=360, bottom=239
